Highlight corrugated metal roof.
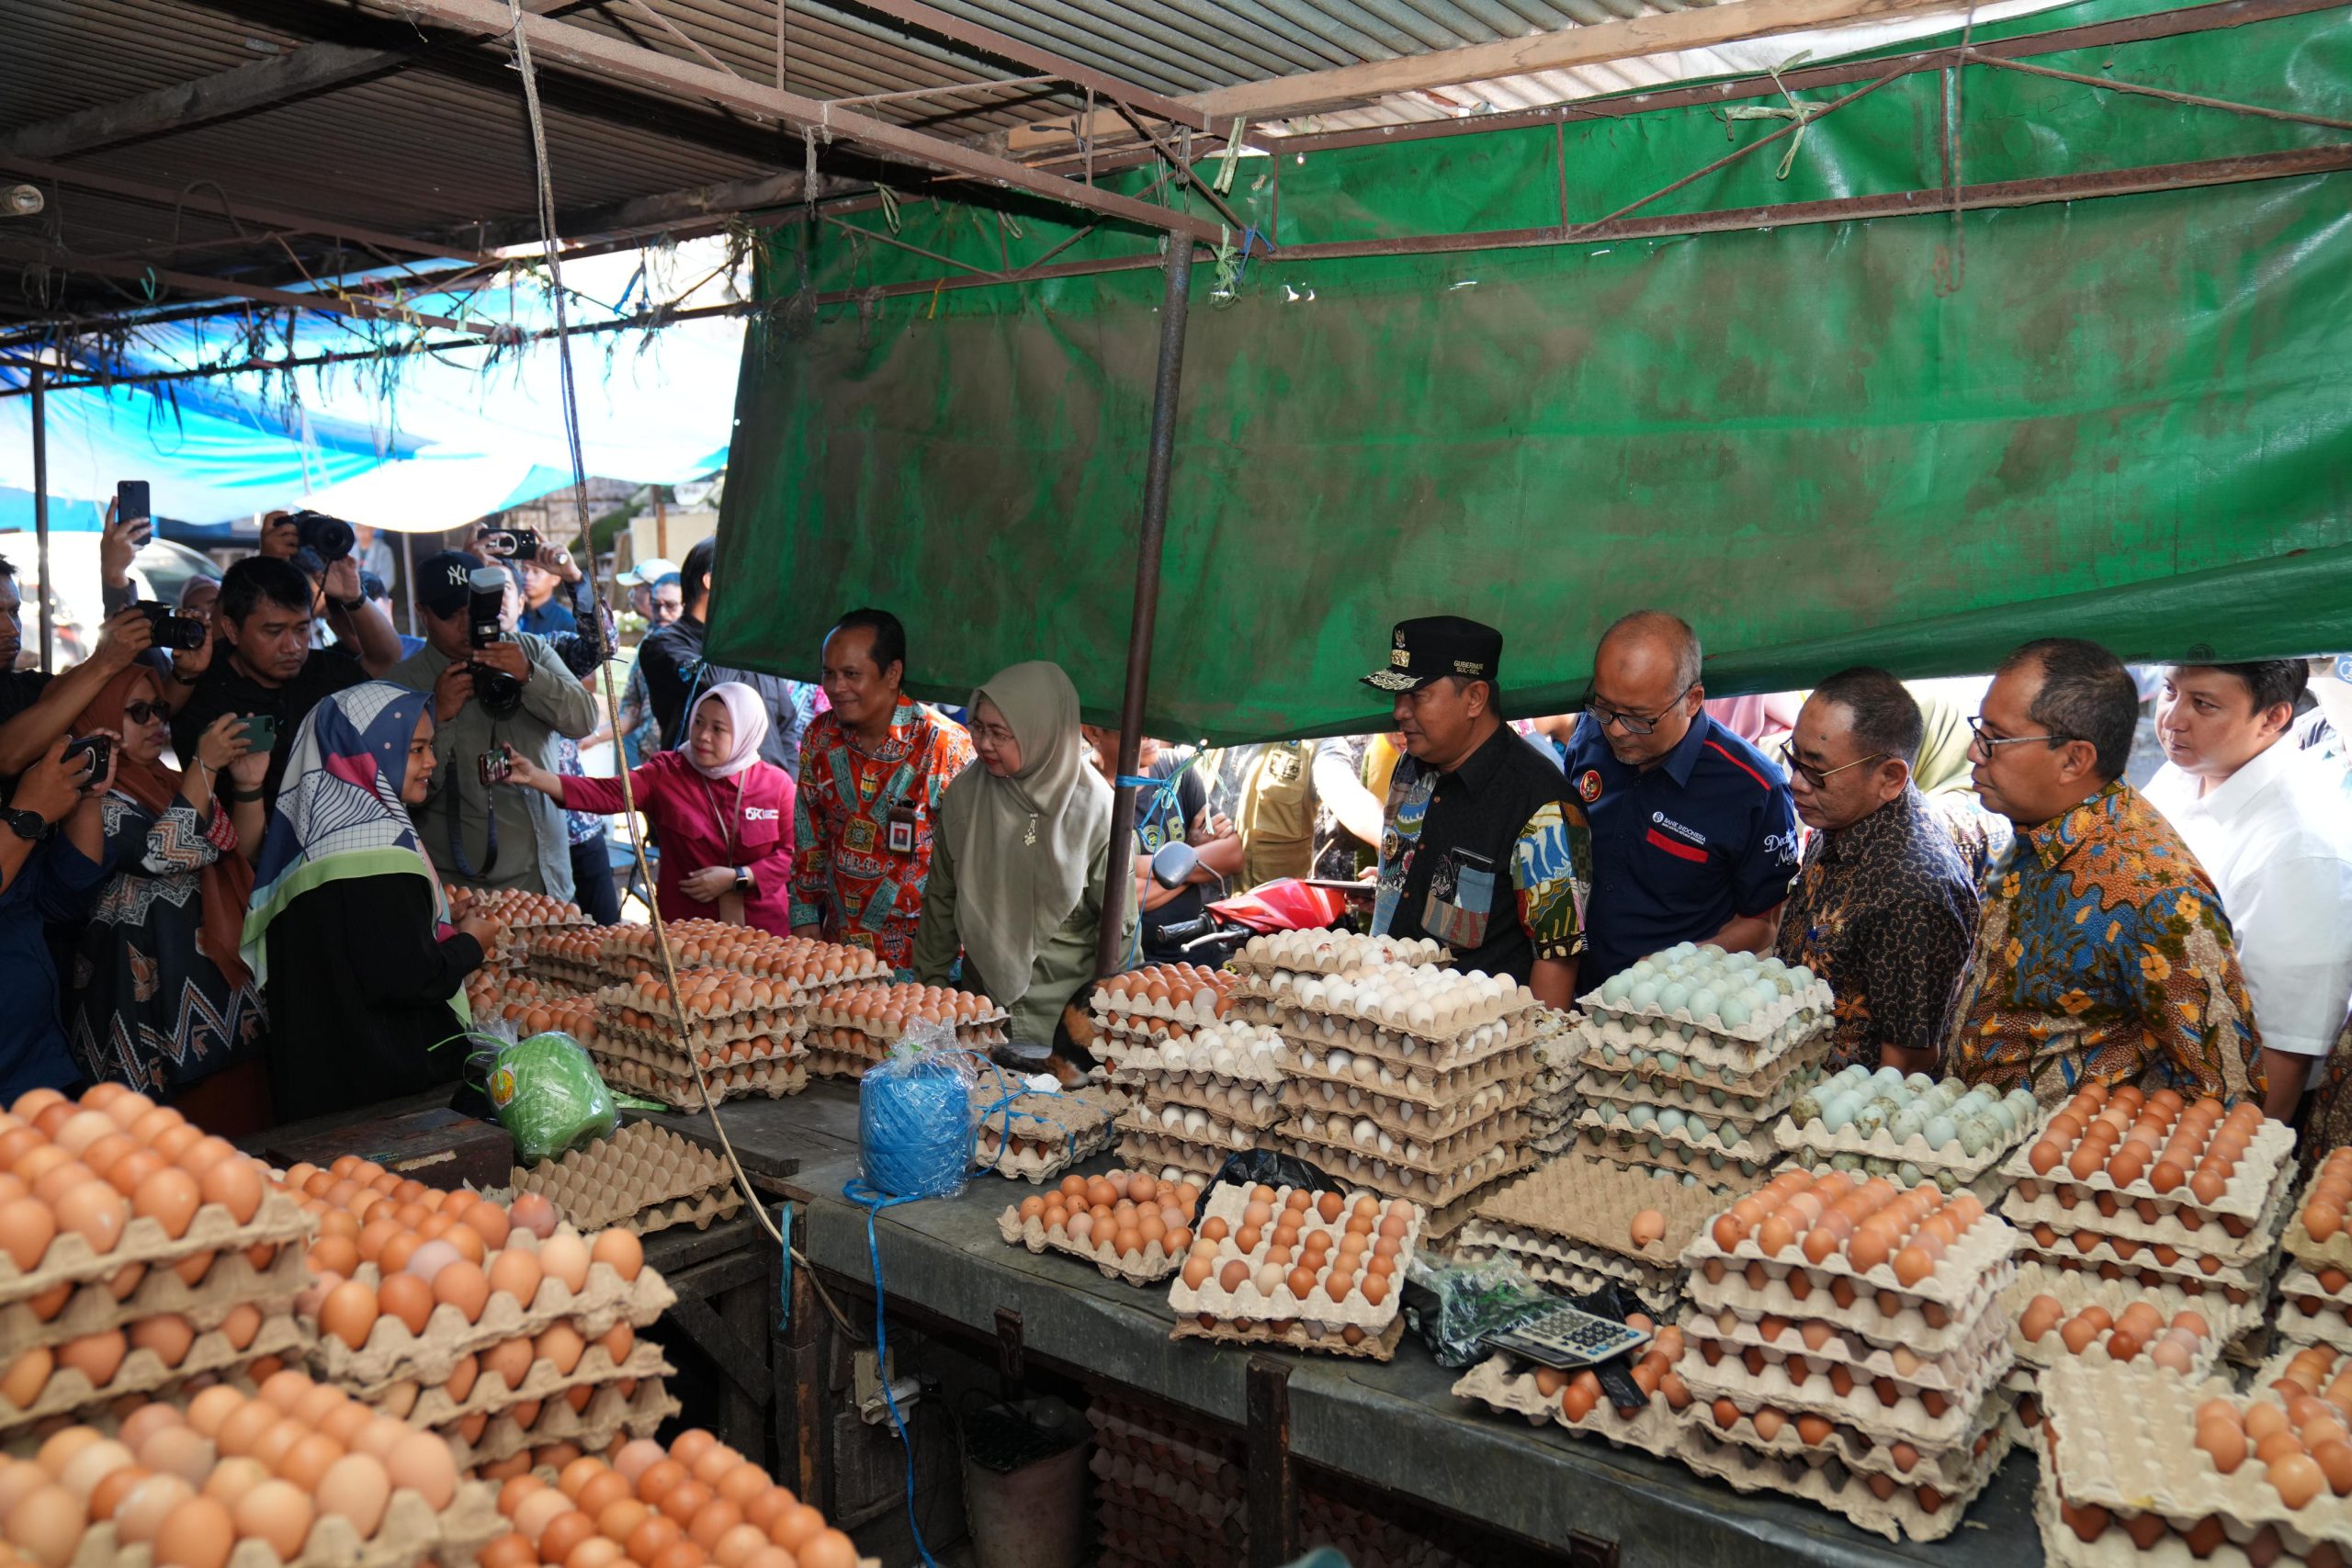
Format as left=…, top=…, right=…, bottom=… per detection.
left=0, top=0, right=2063, bottom=331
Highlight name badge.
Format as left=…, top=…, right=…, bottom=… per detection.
left=886, top=803, right=918, bottom=855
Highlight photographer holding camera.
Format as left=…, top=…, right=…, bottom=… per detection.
left=390, top=551, right=595, bottom=900
left=170, top=549, right=401, bottom=811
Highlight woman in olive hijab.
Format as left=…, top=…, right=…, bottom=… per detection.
left=912, top=661, right=1135, bottom=1050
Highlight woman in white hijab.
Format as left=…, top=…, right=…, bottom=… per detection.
left=913, top=661, right=1135, bottom=1051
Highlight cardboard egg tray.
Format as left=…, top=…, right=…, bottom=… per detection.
left=2000, top=1115, right=2298, bottom=1225
left=1089, top=1396, right=1243, bottom=1490
left=1263, top=966, right=1540, bottom=1037
left=2027, top=1474, right=2304, bottom=1568
left=1676, top=1417, right=2009, bottom=1543
left=998, top=1206, right=1187, bottom=1284
left=1300, top=1491, right=1479, bottom=1568
left=2009, top=1218, right=2280, bottom=1296
left=1579, top=1067, right=1817, bottom=1138
left=1164, top=1184, right=1421, bottom=1339
left=2005, top=1259, right=2264, bottom=1345
left=2253, top=1338, right=2352, bottom=1396
left=1571, top=1016, right=1832, bottom=1095
left=2011, top=1248, right=2270, bottom=1312
left=609, top=922, right=891, bottom=988
left=1280, top=1038, right=1536, bottom=1112
left=2286, top=1169, right=2352, bottom=1273
left=2008, top=1317, right=2229, bottom=1380
left=1675, top=1380, right=2014, bottom=1490
left=1686, top=1258, right=2015, bottom=1355
left=590, top=1027, right=799, bottom=1077
left=1450, top=1232, right=1675, bottom=1309
left=1577, top=1010, right=1829, bottom=1077
left=1090, top=1448, right=1244, bottom=1530
left=1123, top=1105, right=1262, bottom=1155
left=1171, top=1311, right=1408, bottom=1361
left=2002, top=1273, right=2243, bottom=1378
left=1227, top=931, right=1446, bottom=977
left=2037, top=1360, right=2352, bottom=1560
left=1679, top=1204, right=2020, bottom=1313
left=1571, top=1129, right=1778, bottom=1190
left=1472, top=1153, right=1724, bottom=1269
left=1287, top=1077, right=1538, bottom=1148
left=1114, top=1029, right=1289, bottom=1088
left=0, top=1185, right=312, bottom=1307
left=1148, top=1076, right=1289, bottom=1130
left=1450, top=1209, right=1683, bottom=1298
left=1684, top=1292, right=2011, bottom=1393
left=1450, top=1353, right=1691, bottom=1461
left=2276, top=1274, right=2352, bottom=1353
left=303, top=1230, right=675, bottom=1392
left=1120, top=1129, right=1250, bottom=1182
left=1273, top=1135, right=1529, bottom=1215
left=596, top=1055, right=808, bottom=1107
left=1774, top=1108, right=2033, bottom=1183
left=401, top=1336, right=673, bottom=1427
left=973, top=1085, right=1121, bottom=1182
left=508, top=1121, right=736, bottom=1235
left=0, top=1307, right=309, bottom=1430
left=590, top=989, right=800, bottom=1047
left=1571, top=1102, right=1777, bottom=1161
left=60, top=1477, right=505, bottom=1568
left=1577, top=965, right=1835, bottom=1042
left=1273, top=1006, right=1544, bottom=1075
left=2007, top=1160, right=2295, bottom=1257
left=1278, top=1108, right=1530, bottom=1183
left=1097, top=1494, right=1244, bottom=1559
left=0, top=1235, right=309, bottom=1357
left=444, top=1371, right=677, bottom=1473
left=1677, top=1329, right=2016, bottom=1451
left=1091, top=965, right=1236, bottom=1020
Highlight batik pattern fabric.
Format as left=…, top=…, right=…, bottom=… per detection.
left=70, top=795, right=265, bottom=1096
left=1775, top=787, right=1980, bottom=1073
left=1945, top=780, right=2263, bottom=1108
left=789, top=701, right=975, bottom=973
left=1511, top=801, right=1589, bottom=962
left=2297, top=1011, right=2352, bottom=1177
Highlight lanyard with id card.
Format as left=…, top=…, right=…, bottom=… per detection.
left=1423, top=844, right=1498, bottom=952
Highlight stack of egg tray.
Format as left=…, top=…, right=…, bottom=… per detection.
left=1999, top=1263, right=2249, bottom=1426
left=2035, top=1360, right=2352, bottom=1567
left=463, top=970, right=597, bottom=1046
left=468, top=889, right=590, bottom=969
left=798, top=983, right=1011, bottom=1079
left=1299, top=1488, right=1477, bottom=1568
left=1111, top=1020, right=1287, bottom=1182
left=1243, top=964, right=1544, bottom=1237
left=1166, top=1182, right=1424, bottom=1360
left=1776, top=1066, right=2041, bottom=1193
left=2278, top=1160, right=2352, bottom=1356
left=1090, top=1393, right=1246, bottom=1568
left=1568, top=1009, right=1827, bottom=1194
left=590, top=977, right=806, bottom=1107
left=971, top=1080, right=1123, bottom=1183
left=1526, top=1009, right=1584, bottom=1156
left=1670, top=1192, right=2020, bottom=1541
left=303, top=1223, right=678, bottom=1475
left=1452, top=1155, right=1724, bottom=1313
left=616, top=921, right=892, bottom=990
left=2000, top=1115, right=2296, bottom=1335
left=1087, top=962, right=1237, bottom=1073
left=0, top=1169, right=311, bottom=1434
left=519, top=926, right=643, bottom=992
left=508, top=1122, right=741, bottom=1236
left=1452, top=1325, right=1693, bottom=1464
left=1225, top=931, right=1446, bottom=987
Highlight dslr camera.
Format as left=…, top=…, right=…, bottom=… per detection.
left=463, top=567, right=525, bottom=718
left=137, top=602, right=205, bottom=652
left=475, top=527, right=542, bottom=561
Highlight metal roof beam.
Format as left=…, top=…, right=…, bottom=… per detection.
left=1009, top=0, right=1970, bottom=154
left=366, top=0, right=1224, bottom=243
left=0, top=249, right=497, bottom=336
left=455, top=166, right=858, bottom=248
left=838, top=0, right=1208, bottom=128
left=0, top=152, right=498, bottom=267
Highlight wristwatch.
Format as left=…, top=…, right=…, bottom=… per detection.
left=4, top=808, right=53, bottom=843
left=332, top=595, right=366, bottom=615
left=733, top=867, right=752, bottom=892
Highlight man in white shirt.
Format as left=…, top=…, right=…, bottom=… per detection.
left=2147, top=660, right=2352, bottom=1121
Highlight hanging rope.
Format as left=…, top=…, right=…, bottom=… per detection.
left=1718, top=54, right=1822, bottom=181
left=1935, top=6, right=1980, bottom=297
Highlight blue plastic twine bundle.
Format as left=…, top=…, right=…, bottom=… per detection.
left=856, top=1052, right=977, bottom=1199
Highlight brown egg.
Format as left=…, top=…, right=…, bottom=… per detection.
left=153, top=1494, right=236, bottom=1568
left=2018, top=1296, right=2065, bottom=1342
left=1628, top=1210, right=1668, bottom=1249
left=378, top=1273, right=434, bottom=1337
left=539, top=1234, right=592, bottom=1294
left=53, top=1181, right=130, bottom=1254
left=435, top=1261, right=492, bottom=1324
left=592, top=1229, right=645, bottom=1283
left=320, top=1280, right=379, bottom=1350
left=2271, top=1451, right=2326, bottom=1510
left=487, top=1248, right=545, bottom=1310
left=57, top=1328, right=127, bottom=1389
left=386, top=1430, right=458, bottom=1510
left=8, top=1481, right=89, bottom=1568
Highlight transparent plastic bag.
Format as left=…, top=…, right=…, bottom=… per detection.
left=856, top=1021, right=979, bottom=1200
left=1401, top=1252, right=1560, bottom=1370
left=471, top=1021, right=618, bottom=1166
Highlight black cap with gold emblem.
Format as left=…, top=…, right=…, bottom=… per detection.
left=1361, top=615, right=1504, bottom=694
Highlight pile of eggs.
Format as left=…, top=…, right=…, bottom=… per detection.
left=1017, top=1172, right=1200, bottom=1260
left=1541, top=1318, right=1688, bottom=1421
left=1097, top=964, right=1228, bottom=1018
left=1283, top=966, right=1525, bottom=1037
left=1790, top=1067, right=2038, bottom=1156
left=610, top=970, right=788, bottom=1021
left=2190, top=1393, right=2352, bottom=1509
left=2273, top=1346, right=2352, bottom=1416
left=2015, top=1295, right=2212, bottom=1371
left=1708, top=1169, right=1990, bottom=1287
left=0, top=1087, right=279, bottom=1414
left=0, top=1369, right=461, bottom=1568
left=468, top=890, right=587, bottom=929
left=1177, top=1187, right=1414, bottom=1315
left=2023, top=1084, right=2267, bottom=1205
left=472, top=977, right=598, bottom=1044
left=2301, top=1149, right=2352, bottom=1246
left=1241, top=931, right=1442, bottom=974
left=811, top=983, right=1000, bottom=1037
left=647, top=926, right=886, bottom=991
left=1702, top=1397, right=1996, bottom=1508
left=486, top=1428, right=857, bottom=1568
left=1593, top=945, right=1817, bottom=1029
left=1154, top=1022, right=1282, bottom=1077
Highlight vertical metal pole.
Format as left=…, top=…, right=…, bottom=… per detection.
left=31, top=367, right=51, bottom=672
left=402, top=531, right=419, bottom=641
left=1095, top=241, right=1194, bottom=977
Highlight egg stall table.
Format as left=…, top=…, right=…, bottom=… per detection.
left=239, top=1090, right=796, bottom=1470
left=632, top=1078, right=2051, bottom=1568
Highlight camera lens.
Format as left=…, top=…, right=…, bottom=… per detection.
left=291, top=510, right=356, bottom=563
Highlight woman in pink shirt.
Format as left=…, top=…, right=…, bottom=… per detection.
left=501, top=682, right=797, bottom=933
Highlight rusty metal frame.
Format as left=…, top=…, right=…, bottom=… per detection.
left=368, top=0, right=1223, bottom=243
left=841, top=0, right=1205, bottom=130
left=0, top=249, right=497, bottom=335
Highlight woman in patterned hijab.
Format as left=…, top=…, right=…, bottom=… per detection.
left=243, top=681, right=502, bottom=1121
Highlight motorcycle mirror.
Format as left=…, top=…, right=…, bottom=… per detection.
left=1150, top=840, right=1199, bottom=889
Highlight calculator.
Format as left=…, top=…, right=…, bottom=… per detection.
left=1487, top=1303, right=1653, bottom=1370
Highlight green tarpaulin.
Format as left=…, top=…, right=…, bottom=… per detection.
left=710, top=0, right=2352, bottom=743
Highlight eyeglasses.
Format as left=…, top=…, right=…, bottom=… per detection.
left=1774, top=739, right=1886, bottom=791
left=1581, top=682, right=1697, bottom=738
left=122, top=701, right=166, bottom=724
left=1966, top=716, right=2071, bottom=756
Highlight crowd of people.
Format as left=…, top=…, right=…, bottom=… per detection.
left=6, top=504, right=2351, bottom=1155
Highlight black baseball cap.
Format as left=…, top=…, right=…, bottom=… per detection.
left=416, top=550, right=486, bottom=617
left=1362, top=615, right=1504, bottom=694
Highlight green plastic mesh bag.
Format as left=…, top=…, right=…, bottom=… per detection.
left=474, top=1026, right=618, bottom=1165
